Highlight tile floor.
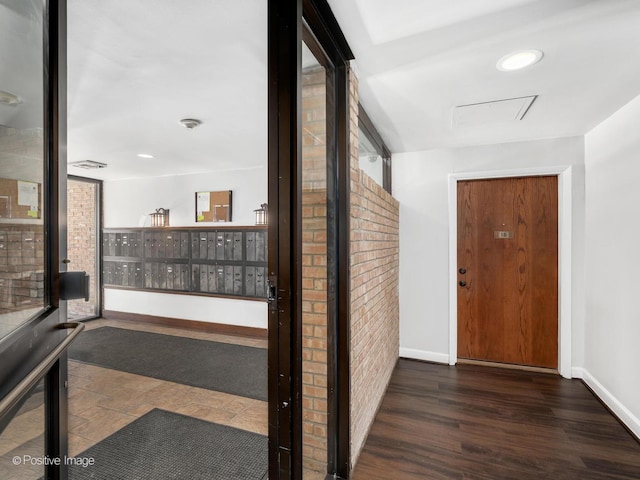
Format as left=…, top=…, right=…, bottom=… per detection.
left=67, top=318, right=269, bottom=456
left=0, top=318, right=325, bottom=479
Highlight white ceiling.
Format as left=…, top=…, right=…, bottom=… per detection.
left=66, top=0, right=267, bottom=181
left=327, top=0, right=640, bottom=152
left=6, top=1, right=640, bottom=181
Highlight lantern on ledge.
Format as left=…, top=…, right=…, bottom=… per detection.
left=150, top=208, right=170, bottom=227
left=254, top=203, right=268, bottom=225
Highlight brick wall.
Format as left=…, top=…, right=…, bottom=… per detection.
left=67, top=179, right=98, bottom=318
left=348, top=69, right=400, bottom=467
left=299, top=63, right=400, bottom=474
left=301, top=65, right=329, bottom=473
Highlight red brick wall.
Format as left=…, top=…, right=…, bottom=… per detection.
left=348, top=70, right=400, bottom=467
left=301, top=63, right=400, bottom=474
left=67, top=179, right=98, bottom=318
left=302, top=65, right=329, bottom=473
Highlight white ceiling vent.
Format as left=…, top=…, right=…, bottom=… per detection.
left=70, top=160, right=108, bottom=169
left=453, top=95, right=537, bottom=127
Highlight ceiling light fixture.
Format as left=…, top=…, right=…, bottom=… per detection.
left=70, top=160, right=108, bottom=169
left=179, top=118, right=202, bottom=129
left=496, top=49, right=544, bottom=72
left=137, top=153, right=154, bottom=159
left=0, top=90, right=22, bottom=106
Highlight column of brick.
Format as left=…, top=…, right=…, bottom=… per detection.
left=348, top=69, right=401, bottom=467
left=67, top=179, right=97, bottom=317
left=301, top=65, right=329, bottom=473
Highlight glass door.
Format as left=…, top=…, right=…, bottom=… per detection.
left=66, top=177, right=100, bottom=320
left=0, top=1, right=79, bottom=479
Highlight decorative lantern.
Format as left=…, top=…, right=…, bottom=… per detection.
left=254, top=203, right=268, bottom=225
left=150, top=208, right=170, bottom=227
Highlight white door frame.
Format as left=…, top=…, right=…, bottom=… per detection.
left=448, top=166, right=572, bottom=378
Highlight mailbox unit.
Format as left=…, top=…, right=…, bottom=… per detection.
left=102, top=226, right=267, bottom=300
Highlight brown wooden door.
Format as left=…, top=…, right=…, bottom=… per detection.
left=457, top=176, right=558, bottom=368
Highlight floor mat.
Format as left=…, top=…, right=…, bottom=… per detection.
left=69, top=326, right=267, bottom=401
left=68, top=409, right=268, bottom=480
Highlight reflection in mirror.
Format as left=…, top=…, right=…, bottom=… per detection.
left=358, top=126, right=384, bottom=187
left=0, top=0, right=47, bottom=337
left=301, top=39, right=330, bottom=479
left=0, top=379, right=45, bottom=479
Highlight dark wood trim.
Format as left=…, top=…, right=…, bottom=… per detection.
left=46, top=0, right=68, bottom=477
left=100, top=310, right=268, bottom=340
left=333, top=61, right=351, bottom=479
left=303, top=1, right=354, bottom=477
left=302, top=0, right=354, bottom=64
left=268, top=1, right=303, bottom=479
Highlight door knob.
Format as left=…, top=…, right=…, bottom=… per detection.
left=459, top=280, right=467, bottom=287
left=459, top=268, right=466, bottom=274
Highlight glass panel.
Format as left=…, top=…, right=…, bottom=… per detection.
left=0, top=1, right=47, bottom=337
left=301, top=39, right=330, bottom=479
left=67, top=178, right=99, bottom=320
left=0, top=379, right=45, bottom=480
left=358, top=126, right=384, bottom=187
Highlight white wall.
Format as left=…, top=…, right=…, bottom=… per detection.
left=103, top=167, right=267, bottom=228
left=393, top=137, right=586, bottom=367
left=583, top=93, right=640, bottom=437
left=103, top=167, right=268, bottom=328
left=105, top=289, right=267, bottom=329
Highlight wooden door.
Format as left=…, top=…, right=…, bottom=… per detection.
left=457, top=176, right=558, bottom=368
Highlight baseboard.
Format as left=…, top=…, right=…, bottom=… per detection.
left=576, top=367, right=640, bottom=441
left=571, top=367, right=585, bottom=379
left=101, top=310, right=268, bottom=340
left=399, top=347, right=449, bottom=364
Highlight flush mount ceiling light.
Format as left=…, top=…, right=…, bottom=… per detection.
left=137, top=153, right=154, bottom=159
left=0, top=90, right=22, bottom=106
left=71, top=160, right=107, bottom=169
left=497, top=49, right=544, bottom=72
left=179, top=118, right=202, bottom=129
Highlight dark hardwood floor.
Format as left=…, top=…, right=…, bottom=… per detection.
left=352, top=359, right=640, bottom=480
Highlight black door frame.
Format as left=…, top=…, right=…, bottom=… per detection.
left=268, top=0, right=353, bottom=478
left=0, top=1, right=73, bottom=479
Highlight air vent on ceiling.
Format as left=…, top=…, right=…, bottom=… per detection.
left=71, top=160, right=108, bottom=169
left=453, top=95, right=537, bottom=127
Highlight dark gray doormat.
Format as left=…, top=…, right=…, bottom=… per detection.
left=69, top=409, right=268, bottom=480
left=69, top=326, right=267, bottom=401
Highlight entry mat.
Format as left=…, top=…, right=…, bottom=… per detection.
left=22, top=409, right=267, bottom=480
left=69, top=326, right=267, bottom=401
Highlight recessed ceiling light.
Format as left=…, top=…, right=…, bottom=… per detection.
left=137, top=153, right=154, bottom=159
left=0, top=90, right=22, bottom=106
left=497, top=49, right=544, bottom=72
